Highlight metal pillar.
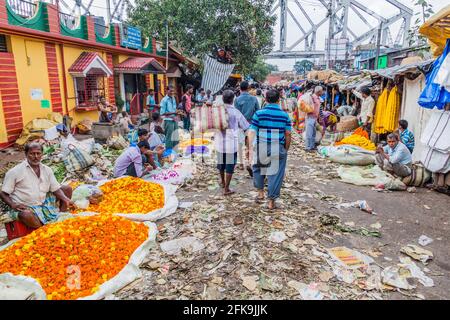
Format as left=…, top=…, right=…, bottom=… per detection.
left=279, top=0, right=288, bottom=51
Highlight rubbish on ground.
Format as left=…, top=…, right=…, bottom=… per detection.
left=400, top=245, right=434, bottom=264
left=160, top=237, right=205, bottom=255
left=179, top=202, right=194, bottom=209
left=370, top=222, right=382, bottom=229
left=335, top=200, right=376, bottom=214
left=288, top=281, right=323, bottom=300
left=381, top=266, right=416, bottom=290
left=327, top=247, right=374, bottom=269
left=242, top=275, right=259, bottom=291
left=400, top=257, right=434, bottom=288
left=424, top=205, right=431, bottom=210
left=418, top=235, right=433, bottom=246
left=407, top=187, right=417, bottom=193
left=334, top=225, right=382, bottom=238
left=259, top=275, right=283, bottom=292
left=303, top=238, right=318, bottom=245
left=381, top=257, right=435, bottom=290
left=269, top=231, right=287, bottom=243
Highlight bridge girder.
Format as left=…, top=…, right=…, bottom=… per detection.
left=269, top=0, right=413, bottom=60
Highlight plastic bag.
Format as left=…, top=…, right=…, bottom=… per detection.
left=298, top=92, right=314, bottom=113
left=63, top=145, right=94, bottom=172
left=72, top=185, right=104, bottom=209
left=107, top=135, right=128, bottom=150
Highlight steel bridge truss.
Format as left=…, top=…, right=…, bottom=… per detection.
left=267, top=0, right=413, bottom=59
left=58, top=0, right=130, bottom=23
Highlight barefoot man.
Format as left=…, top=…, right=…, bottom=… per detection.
left=215, top=90, right=250, bottom=196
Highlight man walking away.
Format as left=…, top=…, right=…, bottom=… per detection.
left=215, top=90, right=250, bottom=196
left=248, top=89, right=292, bottom=210
left=234, top=81, right=260, bottom=174
left=305, top=86, right=322, bottom=152
left=160, top=86, right=179, bottom=150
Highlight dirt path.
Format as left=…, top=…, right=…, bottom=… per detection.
left=115, top=134, right=450, bottom=300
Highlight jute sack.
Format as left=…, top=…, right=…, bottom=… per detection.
left=337, top=116, right=359, bottom=132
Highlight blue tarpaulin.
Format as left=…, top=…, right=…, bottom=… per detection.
left=418, top=39, right=450, bottom=109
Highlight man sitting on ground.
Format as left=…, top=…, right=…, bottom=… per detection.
left=375, top=133, right=412, bottom=178
left=114, top=141, right=154, bottom=178
left=0, top=143, right=73, bottom=229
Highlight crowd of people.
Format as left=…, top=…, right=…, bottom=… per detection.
left=1, top=78, right=420, bottom=230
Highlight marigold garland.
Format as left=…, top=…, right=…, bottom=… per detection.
left=0, top=215, right=148, bottom=300
left=74, top=177, right=164, bottom=215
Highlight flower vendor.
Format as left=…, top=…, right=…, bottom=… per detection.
left=114, top=141, right=154, bottom=178
left=0, top=142, right=74, bottom=229
left=352, top=87, right=375, bottom=132
left=375, top=133, right=413, bottom=178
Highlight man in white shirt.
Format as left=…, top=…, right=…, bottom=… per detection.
left=353, top=87, right=375, bottom=132
left=0, top=143, right=73, bottom=228
left=215, top=90, right=250, bottom=196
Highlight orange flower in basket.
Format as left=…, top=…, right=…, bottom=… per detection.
left=0, top=215, right=148, bottom=300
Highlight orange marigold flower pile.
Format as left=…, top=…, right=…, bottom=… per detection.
left=75, top=177, right=164, bottom=215
left=0, top=215, right=148, bottom=300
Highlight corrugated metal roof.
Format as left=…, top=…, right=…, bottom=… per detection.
left=369, top=59, right=435, bottom=79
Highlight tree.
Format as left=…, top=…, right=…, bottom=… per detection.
left=247, top=57, right=278, bottom=82
left=128, top=0, right=276, bottom=74
left=294, top=60, right=314, bottom=75
left=407, top=0, right=434, bottom=46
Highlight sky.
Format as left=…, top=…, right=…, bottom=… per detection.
left=58, top=0, right=448, bottom=71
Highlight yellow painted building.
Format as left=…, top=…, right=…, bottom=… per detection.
left=0, top=0, right=170, bottom=147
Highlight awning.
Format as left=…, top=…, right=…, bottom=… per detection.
left=166, top=66, right=182, bottom=78
left=114, top=57, right=166, bottom=74
left=68, top=52, right=113, bottom=77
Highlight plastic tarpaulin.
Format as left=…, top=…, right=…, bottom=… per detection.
left=0, top=220, right=158, bottom=300
left=418, top=39, right=450, bottom=110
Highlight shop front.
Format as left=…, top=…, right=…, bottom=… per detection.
left=114, top=57, right=166, bottom=115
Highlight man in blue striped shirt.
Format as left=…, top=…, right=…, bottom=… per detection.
left=398, top=120, right=415, bottom=153
left=248, top=89, right=292, bottom=210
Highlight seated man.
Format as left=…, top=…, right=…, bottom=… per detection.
left=114, top=141, right=153, bottom=178
left=0, top=143, right=73, bottom=229
left=398, top=119, right=415, bottom=154
left=98, top=96, right=118, bottom=123
left=375, top=133, right=412, bottom=178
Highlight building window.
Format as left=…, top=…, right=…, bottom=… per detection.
left=74, top=74, right=106, bottom=108
left=0, top=34, right=8, bottom=52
